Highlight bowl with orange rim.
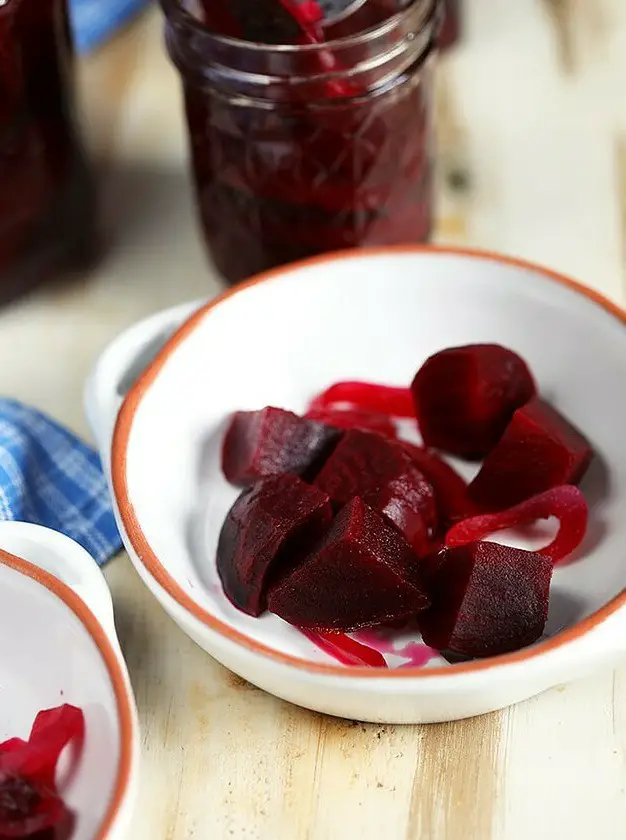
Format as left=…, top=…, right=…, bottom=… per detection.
left=0, top=521, right=139, bottom=837
left=86, top=246, right=626, bottom=723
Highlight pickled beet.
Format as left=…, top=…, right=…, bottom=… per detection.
left=195, top=0, right=303, bottom=42
left=278, top=0, right=323, bottom=28
left=469, top=397, right=593, bottom=511
left=222, top=407, right=340, bottom=487
left=194, top=0, right=408, bottom=44
left=308, top=381, right=415, bottom=419
left=419, top=542, right=553, bottom=658
left=445, top=485, right=588, bottom=564
left=0, top=706, right=84, bottom=788
left=0, top=704, right=83, bottom=839
left=411, top=344, right=537, bottom=459
left=216, top=338, right=598, bottom=661
left=217, top=474, right=333, bottom=616
left=306, top=380, right=416, bottom=437
left=305, top=407, right=397, bottom=437
left=0, top=773, right=70, bottom=838
left=301, top=629, right=388, bottom=667
left=268, top=497, right=429, bottom=631
left=402, top=442, right=474, bottom=527
left=192, top=0, right=354, bottom=96
left=314, top=429, right=437, bottom=555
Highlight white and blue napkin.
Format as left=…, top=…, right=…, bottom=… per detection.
left=0, top=400, right=121, bottom=566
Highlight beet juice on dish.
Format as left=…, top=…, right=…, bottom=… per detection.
left=0, top=0, right=97, bottom=306
left=160, top=0, right=441, bottom=285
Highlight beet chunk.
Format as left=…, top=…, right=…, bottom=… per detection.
left=222, top=406, right=340, bottom=487
left=306, top=406, right=397, bottom=437
left=411, top=344, right=536, bottom=459
left=314, top=429, right=437, bottom=555
left=217, top=474, right=333, bottom=617
left=419, top=541, right=553, bottom=658
left=307, top=381, right=415, bottom=419
left=268, top=498, right=430, bottom=631
left=446, top=485, right=588, bottom=564
left=0, top=704, right=84, bottom=839
left=196, top=0, right=302, bottom=42
left=401, top=442, right=474, bottom=527
left=469, top=397, right=593, bottom=511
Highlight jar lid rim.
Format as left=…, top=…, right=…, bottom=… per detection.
left=160, top=0, right=438, bottom=54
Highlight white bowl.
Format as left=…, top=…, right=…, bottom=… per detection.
left=86, top=246, right=626, bottom=724
left=0, top=521, right=139, bottom=838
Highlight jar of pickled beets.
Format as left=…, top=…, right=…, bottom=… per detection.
left=0, top=0, right=97, bottom=305
left=161, top=0, right=440, bottom=285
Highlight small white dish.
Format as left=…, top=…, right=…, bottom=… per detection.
left=86, top=246, right=626, bottom=724
left=0, top=521, right=140, bottom=838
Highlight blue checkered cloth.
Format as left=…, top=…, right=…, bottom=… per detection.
left=70, top=0, right=152, bottom=54
left=0, top=400, right=122, bottom=566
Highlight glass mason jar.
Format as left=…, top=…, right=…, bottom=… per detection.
left=0, top=0, right=97, bottom=306
left=161, top=0, right=440, bottom=285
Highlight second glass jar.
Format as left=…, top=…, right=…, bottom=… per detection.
left=162, top=0, right=440, bottom=285
left=0, top=0, right=97, bottom=306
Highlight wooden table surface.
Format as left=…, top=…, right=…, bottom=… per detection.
left=2, top=1, right=625, bottom=837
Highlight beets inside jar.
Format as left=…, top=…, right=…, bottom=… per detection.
left=162, top=0, right=439, bottom=285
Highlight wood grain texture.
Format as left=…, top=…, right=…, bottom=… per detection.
left=615, top=136, right=626, bottom=302
left=541, top=0, right=576, bottom=73
left=435, top=61, right=472, bottom=244
left=503, top=674, right=626, bottom=840
left=407, top=715, right=503, bottom=840
left=78, top=18, right=147, bottom=163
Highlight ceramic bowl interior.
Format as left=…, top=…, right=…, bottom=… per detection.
left=117, top=249, right=626, bottom=670
left=0, top=555, right=122, bottom=839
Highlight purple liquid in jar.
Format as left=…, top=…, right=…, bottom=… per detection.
left=0, top=0, right=97, bottom=305
left=162, top=0, right=439, bottom=285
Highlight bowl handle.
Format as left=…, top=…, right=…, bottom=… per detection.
left=0, top=521, right=118, bottom=638
left=84, top=301, right=203, bottom=474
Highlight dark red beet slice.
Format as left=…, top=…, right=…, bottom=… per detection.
left=278, top=0, right=324, bottom=27
left=306, top=407, right=397, bottom=437
left=469, top=397, right=593, bottom=511
left=217, top=474, right=333, bottom=617
left=0, top=773, right=70, bottom=838
left=314, top=429, right=437, bottom=555
left=308, top=381, right=415, bottom=419
left=419, top=541, right=553, bottom=658
left=196, top=0, right=304, bottom=42
left=203, top=0, right=354, bottom=96
left=411, top=344, right=537, bottom=459
left=301, top=630, right=388, bottom=667
left=222, top=406, right=340, bottom=487
left=232, top=0, right=303, bottom=42
left=0, top=705, right=84, bottom=786
left=0, top=705, right=83, bottom=839
left=194, top=1, right=242, bottom=36
left=268, top=497, right=430, bottom=631
left=446, top=485, right=588, bottom=564
left=401, top=442, right=474, bottom=527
